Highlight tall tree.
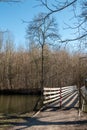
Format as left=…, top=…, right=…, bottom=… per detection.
left=27, top=13, right=60, bottom=92
left=4, top=32, right=15, bottom=89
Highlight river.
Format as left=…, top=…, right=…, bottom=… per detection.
left=0, top=95, right=40, bottom=114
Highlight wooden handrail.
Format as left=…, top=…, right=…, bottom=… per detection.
left=43, top=86, right=76, bottom=105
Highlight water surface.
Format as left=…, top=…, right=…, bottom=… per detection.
left=0, top=95, right=39, bottom=114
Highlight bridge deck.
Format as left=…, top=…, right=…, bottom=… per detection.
left=12, top=91, right=87, bottom=130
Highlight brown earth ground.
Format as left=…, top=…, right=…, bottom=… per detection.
left=5, top=107, right=87, bottom=130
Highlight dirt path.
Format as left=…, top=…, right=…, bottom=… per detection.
left=9, top=108, right=87, bottom=130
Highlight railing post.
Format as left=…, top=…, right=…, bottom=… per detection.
left=60, top=87, right=62, bottom=108
left=78, top=84, right=81, bottom=109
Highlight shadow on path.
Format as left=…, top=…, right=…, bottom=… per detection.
left=0, top=112, right=87, bottom=130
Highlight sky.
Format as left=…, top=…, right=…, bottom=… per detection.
left=0, top=0, right=42, bottom=46
left=0, top=0, right=82, bottom=50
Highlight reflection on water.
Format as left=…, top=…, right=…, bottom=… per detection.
left=0, top=95, right=39, bottom=114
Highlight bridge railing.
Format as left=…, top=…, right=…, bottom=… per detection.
left=43, top=85, right=77, bottom=106
left=81, top=86, right=87, bottom=112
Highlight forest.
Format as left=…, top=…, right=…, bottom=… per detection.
left=0, top=32, right=86, bottom=94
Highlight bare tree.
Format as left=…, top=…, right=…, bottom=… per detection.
left=27, top=13, right=60, bottom=93
left=4, top=32, right=15, bottom=89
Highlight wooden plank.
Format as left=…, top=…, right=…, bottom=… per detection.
left=62, top=86, right=73, bottom=89
left=62, top=88, right=73, bottom=91
left=43, top=91, right=60, bottom=95
left=43, top=96, right=60, bottom=104
left=44, top=87, right=60, bottom=91
left=44, top=93, right=60, bottom=100
left=44, top=86, right=75, bottom=91
left=62, top=89, right=73, bottom=96
left=61, top=88, right=73, bottom=92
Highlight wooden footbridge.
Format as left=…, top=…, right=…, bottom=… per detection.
left=12, top=85, right=87, bottom=130
left=43, top=86, right=78, bottom=109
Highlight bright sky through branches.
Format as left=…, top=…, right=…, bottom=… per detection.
left=0, top=0, right=81, bottom=49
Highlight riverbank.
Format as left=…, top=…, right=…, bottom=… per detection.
left=0, top=88, right=41, bottom=95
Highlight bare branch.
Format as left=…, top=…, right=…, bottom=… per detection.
left=61, top=33, right=87, bottom=43
left=64, top=19, right=86, bottom=30
left=39, top=0, right=77, bottom=17
left=40, top=0, right=53, bottom=12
